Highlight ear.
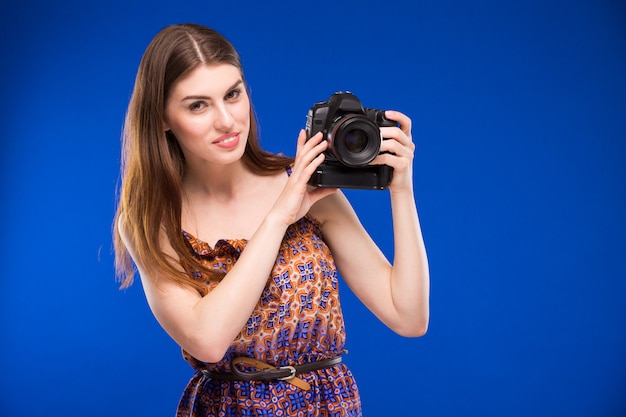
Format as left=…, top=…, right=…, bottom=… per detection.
left=163, top=120, right=170, bottom=132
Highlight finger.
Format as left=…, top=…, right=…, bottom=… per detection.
left=296, top=129, right=307, bottom=147
left=380, top=126, right=413, bottom=148
left=296, top=133, right=327, bottom=165
left=295, top=129, right=310, bottom=153
left=293, top=132, right=323, bottom=169
left=370, top=152, right=411, bottom=172
left=385, top=110, right=412, bottom=136
left=297, top=131, right=323, bottom=150
left=292, top=146, right=327, bottom=184
left=371, top=138, right=415, bottom=166
left=303, top=151, right=327, bottom=175
left=379, top=133, right=415, bottom=156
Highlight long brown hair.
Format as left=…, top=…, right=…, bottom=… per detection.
left=114, top=23, right=293, bottom=293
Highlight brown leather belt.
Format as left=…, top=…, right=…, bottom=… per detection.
left=201, top=356, right=342, bottom=391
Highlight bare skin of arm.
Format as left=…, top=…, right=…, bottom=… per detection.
left=119, top=131, right=336, bottom=363
left=310, top=110, right=429, bottom=336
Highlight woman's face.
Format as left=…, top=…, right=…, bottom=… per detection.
left=164, top=63, right=251, bottom=168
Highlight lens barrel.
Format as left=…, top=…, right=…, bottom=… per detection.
left=327, top=115, right=381, bottom=167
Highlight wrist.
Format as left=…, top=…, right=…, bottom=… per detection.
left=264, top=208, right=293, bottom=231
left=389, top=180, right=414, bottom=196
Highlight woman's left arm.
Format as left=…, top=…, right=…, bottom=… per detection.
left=311, top=110, right=429, bottom=336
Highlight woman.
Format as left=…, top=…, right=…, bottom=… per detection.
left=114, top=23, right=429, bottom=416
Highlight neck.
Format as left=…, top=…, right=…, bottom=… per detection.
left=182, top=159, right=253, bottom=200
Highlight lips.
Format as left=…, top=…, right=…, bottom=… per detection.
left=213, top=133, right=239, bottom=148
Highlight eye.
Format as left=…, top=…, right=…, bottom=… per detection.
left=225, top=88, right=242, bottom=101
left=188, top=101, right=207, bottom=112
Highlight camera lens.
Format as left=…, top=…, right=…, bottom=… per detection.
left=343, top=129, right=368, bottom=153
left=328, top=115, right=381, bottom=167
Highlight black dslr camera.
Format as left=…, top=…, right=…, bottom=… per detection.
left=305, top=92, right=395, bottom=189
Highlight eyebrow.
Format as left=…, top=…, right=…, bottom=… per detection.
left=180, top=80, right=243, bottom=102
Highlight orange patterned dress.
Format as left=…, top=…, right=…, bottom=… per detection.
left=176, top=215, right=362, bottom=416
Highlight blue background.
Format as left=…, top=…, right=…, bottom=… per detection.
left=1, top=0, right=625, bottom=416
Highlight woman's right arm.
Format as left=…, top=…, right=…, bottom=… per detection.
left=118, top=131, right=336, bottom=363
left=119, top=211, right=290, bottom=363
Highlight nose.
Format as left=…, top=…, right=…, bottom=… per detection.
left=214, top=104, right=235, bottom=131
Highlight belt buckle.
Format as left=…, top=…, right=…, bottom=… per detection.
left=277, top=365, right=296, bottom=380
